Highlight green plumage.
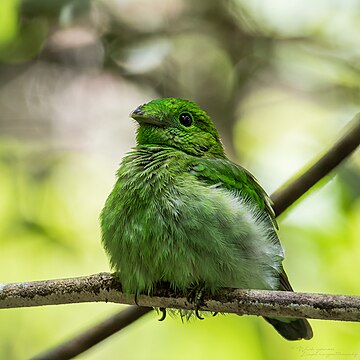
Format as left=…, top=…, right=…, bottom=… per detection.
left=100, top=98, right=313, bottom=340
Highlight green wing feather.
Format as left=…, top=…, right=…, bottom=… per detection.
left=188, top=157, right=313, bottom=339
left=189, top=158, right=278, bottom=229
left=189, top=157, right=294, bottom=290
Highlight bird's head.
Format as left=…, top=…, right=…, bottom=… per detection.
left=130, top=98, right=225, bottom=157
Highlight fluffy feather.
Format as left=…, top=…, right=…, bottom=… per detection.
left=100, top=98, right=313, bottom=340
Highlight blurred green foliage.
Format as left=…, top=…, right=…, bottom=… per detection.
left=0, top=0, right=359, bottom=359
left=0, top=0, right=18, bottom=46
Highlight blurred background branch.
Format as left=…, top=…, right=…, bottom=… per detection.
left=271, top=113, right=360, bottom=215
left=32, top=306, right=153, bottom=360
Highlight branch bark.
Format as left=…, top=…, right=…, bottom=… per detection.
left=2, top=272, right=360, bottom=322
left=12, top=113, right=360, bottom=359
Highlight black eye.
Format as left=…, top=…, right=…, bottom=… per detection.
left=179, top=113, right=193, bottom=127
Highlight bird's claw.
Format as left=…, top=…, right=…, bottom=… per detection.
left=134, top=293, right=139, bottom=306
left=158, top=307, right=167, bottom=321
left=195, top=308, right=204, bottom=320
left=187, top=282, right=206, bottom=320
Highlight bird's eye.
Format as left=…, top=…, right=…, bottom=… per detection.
left=179, top=113, right=193, bottom=127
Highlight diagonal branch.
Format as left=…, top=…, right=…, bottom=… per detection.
left=31, top=306, right=152, bottom=360
left=271, top=113, right=360, bottom=215
left=22, top=113, right=360, bottom=359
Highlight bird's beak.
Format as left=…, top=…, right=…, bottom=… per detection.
left=130, top=106, right=161, bottom=126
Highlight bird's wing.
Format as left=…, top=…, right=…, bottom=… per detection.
left=189, top=157, right=296, bottom=291
left=278, top=265, right=294, bottom=291
left=189, top=157, right=277, bottom=228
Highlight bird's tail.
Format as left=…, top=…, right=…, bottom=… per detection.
left=264, top=316, right=313, bottom=341
left=266, top=267, right=313, bottom=340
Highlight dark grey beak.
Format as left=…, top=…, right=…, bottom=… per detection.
left=130, top=106, right=162, bottom=126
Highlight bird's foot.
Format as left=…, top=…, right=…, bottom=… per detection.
left=187, top=282, right=207, bottom=320
left=134, top=292, right=139, bottom=306
left=153, top=281, right=173, bottom=321
left=158, top=307, right=167, bottom=321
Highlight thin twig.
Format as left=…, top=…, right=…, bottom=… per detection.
left=28, top=113, right=360, bottom=359
left=1, top=274, right=360, bottom=322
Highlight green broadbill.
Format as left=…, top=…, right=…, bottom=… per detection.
left=100, top=97, right=313, bottom=341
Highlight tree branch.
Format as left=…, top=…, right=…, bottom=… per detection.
left=32, top=306, right=152, bottom=360
left=271, top=113, right=360, bottom=215
left=2, top=272, right=360, bottom=322
left=19, top=113, right=360, bottom=359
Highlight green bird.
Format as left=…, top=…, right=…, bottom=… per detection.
left=100, top=97, right=313, bottom=341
